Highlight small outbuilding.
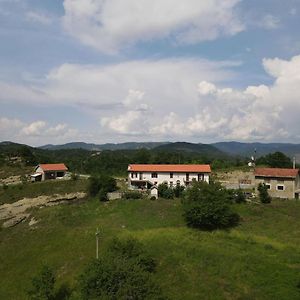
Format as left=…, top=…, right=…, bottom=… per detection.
left=31, top=163, right=68, bottom=182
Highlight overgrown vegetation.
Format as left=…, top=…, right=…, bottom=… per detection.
left=182, top=181, right=240, bottom=230
left=79, top=238, right=163, bottom=300
left=88, top=175, right=117, bottom=201
left=256, top=151, right=293, bottom=168
left=258, top=183, right=272, bottom=204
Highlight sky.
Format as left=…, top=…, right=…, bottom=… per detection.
left=0, top=0, right=300, bottom=146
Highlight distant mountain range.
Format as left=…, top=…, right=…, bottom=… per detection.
left=37, top=141, right=300, bottom=159
left=2, top=140, right=300, bottom=160
left=39, top=142, right=169, bottom=151
left=212, top=142, right=300, bottom=160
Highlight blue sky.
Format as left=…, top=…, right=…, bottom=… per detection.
left=0, top=0, right=300, bottom=146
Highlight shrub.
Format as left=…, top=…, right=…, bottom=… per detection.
left=184, top=200, right=240, bottom=230
left=27, top=265, right=55, bottom=300
left=71, top=173, right=78, bottom=181
left=98, top=189, right=108, bottom=202
left=174, top=185, right=185, bottom=198
left=235, top=189, right=246, bottom=203
left=183, top=181, right=239, bottom=230
left=78, top=238, right=163, bottom=300
left=158, top=182, right=174, bottom=199
left=122, top=191, right=143, bottom=200
left=258, top=183, right=272, bottom=204
left=227, top=189, right=246, bottom=204
left=88, top=175, right=117, bottom=197
left=2, top=183, right=8, bottom=191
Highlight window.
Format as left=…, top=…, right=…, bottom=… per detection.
left=151, top=172, right=158, bottom=178
left=170, top=172, right=173, bottom=178
left=277, top=185, right=285, bottom=191
left=265, top=184, right=271, bottom=190
left=131, top=172, right=138, bottom=178
left=198, top=174, right=204, bottom=181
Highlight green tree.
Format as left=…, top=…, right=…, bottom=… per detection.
left=258, top=183, right=272, bottom=204
left=257, top=151, right=292, bottom=168
left=27, top=265, right=55, bottom=300
left=182, top=181, right=239, bottom=230
left=88, top=175, right=117, bottom=197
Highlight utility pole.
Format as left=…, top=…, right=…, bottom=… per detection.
left=293, top=157, right=296, bottom=169
left=95, top=228, right=100, bottom=259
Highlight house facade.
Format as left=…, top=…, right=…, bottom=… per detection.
left=254, top=167, right=300, bottom=199
left=128, top=164, right=211, bottom=190
left=31, top=163, right=68, bottom=181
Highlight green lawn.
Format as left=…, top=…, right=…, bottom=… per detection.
left=1, top=197, right=300, bottom=299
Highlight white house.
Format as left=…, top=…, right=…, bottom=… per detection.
left=31, top=163, right=68, bottom=182
left=128, top=164, right=211, bottom=189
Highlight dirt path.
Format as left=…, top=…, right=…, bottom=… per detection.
left=0, top=192, right=87, bottom=228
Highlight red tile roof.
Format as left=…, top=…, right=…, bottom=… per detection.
left=128, top=164, right=211, bottom=173
left=38, top=163, right=68, bottom=172
left=254, top=167, right=299, bottom=178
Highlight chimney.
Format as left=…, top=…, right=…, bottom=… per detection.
left=293, top=157, right=296, bottom=169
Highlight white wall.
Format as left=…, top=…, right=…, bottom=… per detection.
left=129, top=171, right=209, bottom=188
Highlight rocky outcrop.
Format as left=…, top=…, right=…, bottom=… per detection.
left=0, top=192, right=87, bottom=228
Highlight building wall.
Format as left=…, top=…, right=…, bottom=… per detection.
left=129, top=171, right=209, bottom=189
left=255, top=176, right=297, bottom=199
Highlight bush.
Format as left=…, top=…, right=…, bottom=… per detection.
left=78, top=238, right=163, bottom=300
left=98, top=189, right=108, bottom=202
left=158, top=182, right=174, bottom=199
left=174, top=185, right=185, bottom=198
left=184, top=201, right=240, bottom=230
left=122, top=191, right=143, bottom=200
left=226, top=189, right=246, bottom=204
left=88, top=175, right=117, bottom=197
left=2, top=184, right=8, bottom=191
left=258, top=183, right=272, bottom=204
left=235, top=189, right=246, bottom=203
left=183, top=181, right=239, bottom=230
left=71, top=173, right=78, bottom=181
left=27, top=265, right=55, bottom=300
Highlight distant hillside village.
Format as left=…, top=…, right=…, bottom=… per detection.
left=28, top=161, right=300, bottom=200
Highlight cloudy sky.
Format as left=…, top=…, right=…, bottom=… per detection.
left=0, top=0, right=300, bottom=146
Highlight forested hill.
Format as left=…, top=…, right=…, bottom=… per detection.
left=212, top=142, right=300, bottom=159
left=154, top=142, right=225, bottom=157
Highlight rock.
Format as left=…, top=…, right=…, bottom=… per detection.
left=0, top=192, right=87, bottom=228
left=2, top=214, right=30, bottom=228
left=29, top=217, right=38, bottom=226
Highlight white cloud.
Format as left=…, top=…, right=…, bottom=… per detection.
left=1, top=54, right=300, bottom=142
left=21, top=121, right=46, bottom=136
left=259, top=14, right=280, bottom=30
left=26, top=11, right=53, bottom=25
left=62, top=0, right=244, bottom=54
left=0, top=117, right=80, bottom=145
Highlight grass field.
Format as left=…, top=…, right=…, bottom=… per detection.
left=1, top=191, right=300, bottom=299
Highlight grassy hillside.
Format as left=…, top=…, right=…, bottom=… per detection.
left=0, top=179, right=88, bottom=204
left=1, top=196, right=300, bottom=299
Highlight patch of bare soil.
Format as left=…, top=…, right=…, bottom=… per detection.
left=0, top=175, right=22, bottom=185
left=0, top=192, right=87, bottom=228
